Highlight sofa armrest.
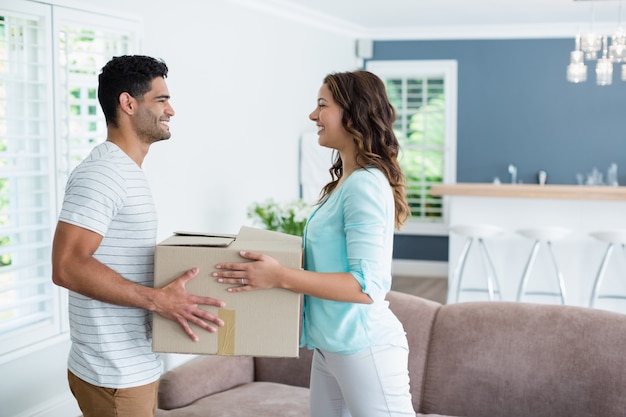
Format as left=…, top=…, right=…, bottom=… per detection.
left=158, top=355, right=254, bottom=410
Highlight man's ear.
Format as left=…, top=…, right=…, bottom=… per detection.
left=118, top=92, right=135, bottom=116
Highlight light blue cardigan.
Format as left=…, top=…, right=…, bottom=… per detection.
left=300, top=167, right=408, bottom=354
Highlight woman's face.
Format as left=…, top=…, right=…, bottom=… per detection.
left=309, top=83, right=352, bottom=152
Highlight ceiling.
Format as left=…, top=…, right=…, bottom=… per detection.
left=248, top=0, right=625, bottom=39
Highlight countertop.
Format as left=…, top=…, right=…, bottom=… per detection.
left=430, top=183, right=626, bottom=201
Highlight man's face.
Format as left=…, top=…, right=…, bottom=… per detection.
left=133, top=77, right=175, bottom=144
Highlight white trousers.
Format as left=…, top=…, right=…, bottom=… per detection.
left=309, top=345, right=415, bottom=417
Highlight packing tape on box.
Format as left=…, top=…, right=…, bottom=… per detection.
left=217, top=309, right=236, bottom=355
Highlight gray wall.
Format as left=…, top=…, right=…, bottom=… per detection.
left=388, top=38, right=626, bottom=261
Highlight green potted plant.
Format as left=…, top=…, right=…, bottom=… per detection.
left=247, top=198, right=312, bottom=237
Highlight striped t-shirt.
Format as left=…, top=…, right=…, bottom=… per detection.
left=58, top=141, right=161, bottom=389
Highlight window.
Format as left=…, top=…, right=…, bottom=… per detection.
left=366, top=60, right=457, bottom=236
left=0, top=0, right=56, bottom=357
left=0, top=0, right=139, bottom=358
left=54, top=7, right=139, bottom=188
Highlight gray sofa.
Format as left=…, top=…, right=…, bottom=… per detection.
left=156, top=290, right=626, bottom=417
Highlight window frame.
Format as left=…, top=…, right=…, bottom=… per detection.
left=366, top=60, right=458, bottom=236
left=0, top=0, right=58, bottom=359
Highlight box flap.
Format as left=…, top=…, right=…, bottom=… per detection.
left=236, top=225, right=302, bottom=244
left=159, top=234, right=235, bottom=248
left=174, top=231, right=237, bottom=239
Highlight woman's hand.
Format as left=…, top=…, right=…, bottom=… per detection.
left=213, top=251, right=284, bottom=292
left=215, top=251, right=371, bottom=303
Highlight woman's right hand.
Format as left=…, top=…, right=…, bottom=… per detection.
left=213, top=251, right=285, bottom=292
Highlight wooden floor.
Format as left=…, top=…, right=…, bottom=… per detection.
left=391, top=276, right=448, bottom=305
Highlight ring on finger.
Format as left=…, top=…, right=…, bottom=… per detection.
left=241, top=277, right=245, bottom=285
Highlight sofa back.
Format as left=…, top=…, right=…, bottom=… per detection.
left=254, top=347, right=313, bottom=388
left=421, top=301, right=626, bottom=417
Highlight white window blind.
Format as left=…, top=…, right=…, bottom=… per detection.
left=367, top=60, right=457, bottom=235
left=0, top=1, right=139, bottom=358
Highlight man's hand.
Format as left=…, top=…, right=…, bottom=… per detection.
left=52, top=222, right=226, bottom=342
left=154, top=267, right=226, bottom=342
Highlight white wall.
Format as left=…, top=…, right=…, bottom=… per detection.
left=0, top=1, right=357, bottom=416
left=138, top=1, right=358, bottom=238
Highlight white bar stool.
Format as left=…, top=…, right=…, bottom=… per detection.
left=516, top=227, right=571, bottom=304
left=449, top=224, right=503, bottom=303
left=589, top=230, right=626, bottom=308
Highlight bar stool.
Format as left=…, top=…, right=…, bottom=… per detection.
left=588, top=230, right=626, bottom=308
left=449, top=224, right=503, bottom=303
left=516, top=227, right=571, bottom=304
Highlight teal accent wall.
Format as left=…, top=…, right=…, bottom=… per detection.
left=387, top=38, right=626, bottom=261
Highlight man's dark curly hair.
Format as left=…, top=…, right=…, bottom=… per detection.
left=97, top=55, right=169, bottom=127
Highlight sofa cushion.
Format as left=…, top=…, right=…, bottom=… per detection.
left=416, top=415, right=453, bottom=417
left=421, top=301, right=626, bottom=417
left=155, top=382, right=310, bottom=417
left=158, top=356, right=254, bottom=410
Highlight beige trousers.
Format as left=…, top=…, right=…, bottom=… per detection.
left=68, top=370, right=158, bottom=417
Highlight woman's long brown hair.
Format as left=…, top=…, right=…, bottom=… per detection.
left=318, top=70, right=410, bottom=229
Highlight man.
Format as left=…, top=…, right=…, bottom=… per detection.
left=52, top=55, right=225, bottom=417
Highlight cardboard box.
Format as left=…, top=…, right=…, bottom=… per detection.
left=152, top=226, right=302, bottom=357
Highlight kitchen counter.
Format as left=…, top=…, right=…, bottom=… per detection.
left=431, top=183, right=626, bottom=200
left=434, top=183, right=626, bottom=313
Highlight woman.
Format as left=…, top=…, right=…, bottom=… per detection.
left=214, top=70, right=414, bottom=417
